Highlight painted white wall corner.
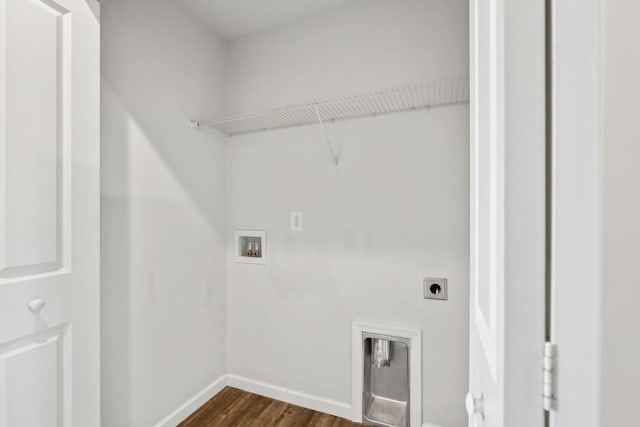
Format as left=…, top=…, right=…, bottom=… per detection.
left=154, top=374, right=227, bottom=427
left=152, top=375, right=227, bottom=427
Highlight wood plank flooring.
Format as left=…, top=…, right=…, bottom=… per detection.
left=178, top=387, right=368, bottom=427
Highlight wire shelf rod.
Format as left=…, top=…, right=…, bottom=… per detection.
left=196, top=76, right=468, bottom=136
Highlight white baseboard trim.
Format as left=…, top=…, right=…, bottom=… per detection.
left=151, top=372, right=433, bottom=426
left=152, top=374, right=227, bottom=427
left=226, top=373, right=353, bottom=421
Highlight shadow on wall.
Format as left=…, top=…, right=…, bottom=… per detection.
left=100, top=79, right=224, bottom=231
left=85, top=0, right=99, bottom=22
left=100, top=67, right=226, bottom=427
left=100, top=0, right=228, bottom=425
left=100, top=83, right=133, bottom=426
left=100, top=0, right=226, bottom=228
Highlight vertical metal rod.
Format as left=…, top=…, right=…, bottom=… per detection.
left=314, top=105, right=338, bottom=166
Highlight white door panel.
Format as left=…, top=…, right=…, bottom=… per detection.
left=1, top=0, right=69, bottom=279
left=469, top=0, right=504, bottom=424
left=0, top=0, right=100, bottom=425
left=468, top=0, right=545, bottom=425
left=0, top=326, right=69, bottom=427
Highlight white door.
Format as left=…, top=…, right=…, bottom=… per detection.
left=467, top=0, right=546, bottom=425
left=0, top=0, right=100, bottom=425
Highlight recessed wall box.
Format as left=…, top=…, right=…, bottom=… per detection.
left=235, top=230, right=266, bottom=264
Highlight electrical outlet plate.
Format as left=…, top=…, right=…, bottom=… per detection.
left=423, top=277, right=448, bottom=301
left=290, top=211, right=303, bottom=231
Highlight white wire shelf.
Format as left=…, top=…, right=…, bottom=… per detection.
left=196, top=76, right=469, bottom=136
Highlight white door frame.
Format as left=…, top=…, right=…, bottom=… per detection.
left=548, top=0, right=602, bottom=425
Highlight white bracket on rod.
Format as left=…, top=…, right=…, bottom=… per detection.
left=313, top=104, right=338, bottom=166
left=191, top=120, right=229, bottom=138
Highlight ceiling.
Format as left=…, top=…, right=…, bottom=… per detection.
left=175, top=0, right=360, bottom=40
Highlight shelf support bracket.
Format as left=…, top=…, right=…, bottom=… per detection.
left=313, top=104, right=338, bottom=166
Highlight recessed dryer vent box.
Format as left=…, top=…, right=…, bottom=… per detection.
left=235, top=230, right=266, bottom=264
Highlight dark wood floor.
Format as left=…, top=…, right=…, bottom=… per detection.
left=178, top=387, right=368, bottom=427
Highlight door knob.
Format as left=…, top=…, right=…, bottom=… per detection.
left=465, top=392, right=484, bottom=420
left=28, top=298, right=45, bottom=313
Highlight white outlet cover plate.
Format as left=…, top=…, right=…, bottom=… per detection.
left=290, top=211, right=303, bottom=231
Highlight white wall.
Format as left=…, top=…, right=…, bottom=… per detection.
left=100, top=0, right=227, bottom=425
left=601, top=0, right=640, bottom=424
left=224, top=1, right=469, bottom=426
left=225, top=1, right=467, bottom=115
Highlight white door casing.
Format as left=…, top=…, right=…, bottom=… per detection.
left=548, top=0, right=603, bottom=425
left=468, top=0, right=545, bottom=426
left=0, top=0, right=100, bottom=426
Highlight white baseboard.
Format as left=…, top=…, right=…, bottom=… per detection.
left=152, top=374, right=227, bottom=427
left=226, top=373, right=353, bottom=421
left=151, top=372, right=436, bottom=427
